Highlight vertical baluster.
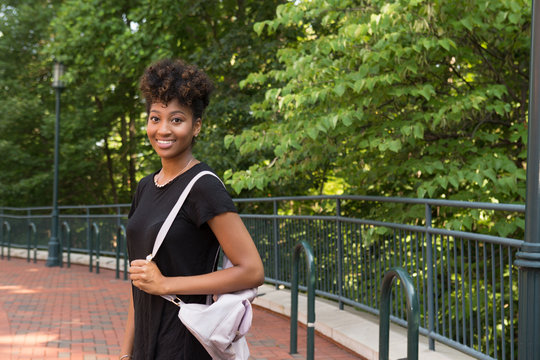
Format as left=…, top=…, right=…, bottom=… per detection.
left=500, top=244, right=506, bottom=360
left=421, top=231, right=428, bottom=329
left=440, top=235, right=446, bottom=338
left=273, top=200, right=278, bottom=288
left=433, top=234, right=440, bottom=336
left=509, top=246, right=515, bottom=359
left=453, top=236, right=459, bottom=343
left=468, top=240, right=474, bottom=348
left=483, top=243, right=489, bottom=355
left=336, top=199, right=343, bottom=309
left=446, top=236, right=452, bottom=340
left=425, top=204, right=435, bottom=349
left=491, top=243, right=497, bottom=359
left=460, top=238, right=467, bottom=346
left=475, top=242, right=481, bottom=352
left=392, top=231, right=398, bottom=317
left=360, top=224, right=365, bottom=305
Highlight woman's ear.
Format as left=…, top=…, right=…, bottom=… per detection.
left=193, top=118, right=202, bottom=137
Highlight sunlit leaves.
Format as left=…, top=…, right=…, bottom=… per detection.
left=226, top=0, right=529, bottom=228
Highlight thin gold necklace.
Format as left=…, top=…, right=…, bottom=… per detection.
left=154, top=158, right=194, bottom=188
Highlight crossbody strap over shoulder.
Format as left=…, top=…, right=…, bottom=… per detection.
left=146, top=170, right=224, bottom=262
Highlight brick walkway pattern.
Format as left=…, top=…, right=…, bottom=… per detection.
left=0, top=257, right=361, bottom=360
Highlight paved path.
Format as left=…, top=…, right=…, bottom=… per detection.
left=0, top=257, right=362, bottom=360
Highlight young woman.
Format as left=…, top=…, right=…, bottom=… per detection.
left=120, top=58, right=264, bottom=360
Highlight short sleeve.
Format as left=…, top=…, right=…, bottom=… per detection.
left=183, top=174, right=237, bottom=228
left=128, top=175, right=149, bottom=219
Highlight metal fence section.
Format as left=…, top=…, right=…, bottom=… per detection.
left=236, top=195, right=524, bottom=360
left=0, top=196, right=524, bottom=360
left=0, top=205, right=130, bottom=254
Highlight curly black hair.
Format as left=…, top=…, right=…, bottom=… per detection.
left=139, top=58, right=214, bottom=121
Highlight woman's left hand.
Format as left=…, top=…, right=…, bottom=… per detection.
left=129, top=259, right=167, bottom=295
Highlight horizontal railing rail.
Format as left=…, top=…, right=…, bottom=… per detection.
left=0, top=196, right=524, bottom=360
left=0, top=197, right=525, bottom=213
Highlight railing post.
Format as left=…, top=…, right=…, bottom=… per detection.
left=95, top=222, right=100, bottom=274
left=117, top=206, right=121, bottom=230
left=379, top=267, right=419, bottom=360
left=61, top=222, right=71, bottom=268
left=27, top=221, right=31, bottom=262
left=26, top=209, right=31, bottom=262
left=32, top=223, right=37, bottom=263
left=27, top=222, right=36, bottom=263
left=290, top=240, right=316, bottom=360
left=86, top=207, right=90, bottom=258
left=116, top=225, right=126, bottom=279
left=273, top=200, right=279, bottom=289
left=516, top=0, right=540, bottom=358
left=425, top=204, right=435, bottom=350
left=89, top=220, right=93, bottom=272
left=336, top=198, right=344, bottom=310
left=2, top=221, right=11, bottom=260
left=124, top=226, right=129, bottom=281
left=90, top=222, right=100, bottom=274
left=58, top=220, right=63, bottom=268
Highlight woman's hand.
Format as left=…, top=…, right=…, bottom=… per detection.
left=129, top=259, right=167, bottom=295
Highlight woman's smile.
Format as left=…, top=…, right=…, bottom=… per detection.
left=156, top=139, right=176, bottom=149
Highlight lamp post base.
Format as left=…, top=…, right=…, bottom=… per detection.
left=46, top=236, right=60, bottom=267
left=515, top=243, right=540, bottom=359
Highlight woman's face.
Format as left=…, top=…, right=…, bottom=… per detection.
left=146, top=99, right=201, bottom=161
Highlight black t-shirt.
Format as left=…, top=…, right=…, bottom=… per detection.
left=126, top=163, right=237, bottom=359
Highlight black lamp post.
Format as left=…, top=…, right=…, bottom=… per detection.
left=46, top=61, right=64, bottom=267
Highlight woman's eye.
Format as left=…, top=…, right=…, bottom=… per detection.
left=171, top=117, right=183, bottom=123
left=150, top=116, right=160, bottom=122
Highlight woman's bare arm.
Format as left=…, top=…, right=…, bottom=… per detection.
left=129, top=212, right=264, bottom=296
left=119, top=289, right=135, bottom=358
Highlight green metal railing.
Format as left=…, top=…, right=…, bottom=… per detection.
left=379, top=267, right=419, bottom=360
left=237, top=196, right=522, bottom=360
left=0, top=198, right=526, bottom=359
left=290, top=241, right=316, bottom=360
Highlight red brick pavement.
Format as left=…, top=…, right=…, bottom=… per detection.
left=0, top=257, right=362, bottom=360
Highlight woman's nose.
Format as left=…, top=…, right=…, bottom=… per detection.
left=156, top=120, right=171, bottom=135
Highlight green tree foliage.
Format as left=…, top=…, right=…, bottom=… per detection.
left=45, top=0, right=288, bottom=204
left=0, top=0, right=59, bottom=205
left=227, top=0, right=530, bottom=213
left=0, top=0, right=531, bottom=237
left=0, top=0, right=285, bottom=206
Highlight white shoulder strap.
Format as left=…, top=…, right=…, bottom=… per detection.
left=146, top=170, right=223, bottom=262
